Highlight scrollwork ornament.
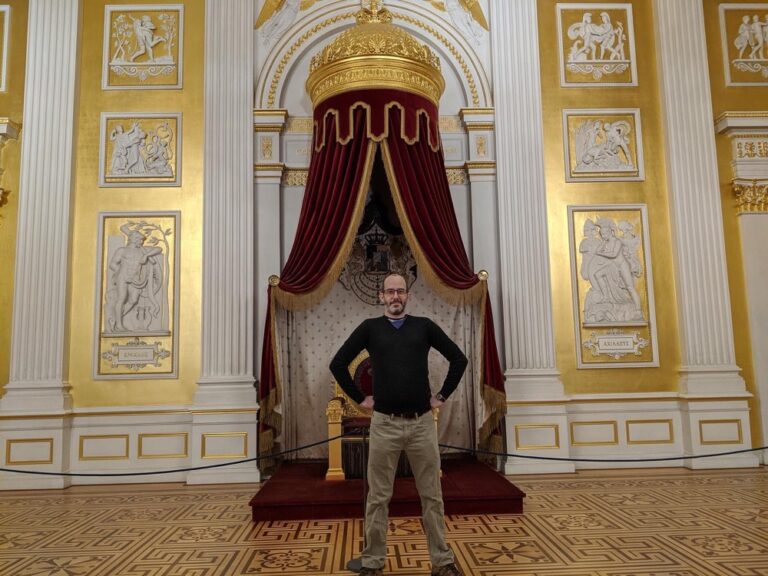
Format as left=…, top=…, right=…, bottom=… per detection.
left=734, top=180, right=768, bottom=213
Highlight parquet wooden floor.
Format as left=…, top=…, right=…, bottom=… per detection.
left=1, top=467, right=767, bottom=575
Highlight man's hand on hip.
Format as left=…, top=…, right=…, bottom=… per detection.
left=360, top=396, right=374, bottom=410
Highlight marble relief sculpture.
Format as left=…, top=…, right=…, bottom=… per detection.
left=103, top=5, right=183, bottom=89
left=579, top=217, right=644, bottom=325
left=109, top=121, right=173, bottom=177
left=100, top=113, right=180, bottom=186
left=429, top=0, right=489, bottom=45
left=563, top=109, right=643, bottom=181
left=104, top=221, right=170, bottom=335
left=732, top=13, right=768, bottom=74
left=720, top=5, right=768, bottom=85
left=256, top=0, right=318, bottom=44
left=557, top=4, right=636, bottom=86
left=574, top=119, right=633, bottom=173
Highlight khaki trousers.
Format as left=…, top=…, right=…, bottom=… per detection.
left=361, top=410, right=454, bottom=570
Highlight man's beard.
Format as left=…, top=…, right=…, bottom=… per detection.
left=387, top=300, right=406, bottom=315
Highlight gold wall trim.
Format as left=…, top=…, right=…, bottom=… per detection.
left=570, top=421, right=618, bottom=446
left=465, top=123, right=494, bottom=131
left=733, top=180, right=768, bottom=214
left=254, top=109, right=288, bottom=118
left=395, top=13, right=480, bottom=106
left=253, top=124, right=285, bottom=132
left=285, top=117, right=315, bottom=133
left=626, top=419, right=674, bottom=445
left=268, top=13, right=355, bottom=108
left=79, top=434, right=130, bottom=461
left=514, top=424, right=560, bottom=450
left=5, top=439, right=54, bottom=465
left=715, top=111, right=768, bottom=122
left=446, top=168, right=467, bottom=185
left=283, top=169, right=309, bottom=186
left=439, top=116, right=463, bottom=132
left=465, top=160, right=496, bottom=169
left=201, top=432, right=248, bottom=459
left=254, top=163, right=285, bottom=171
left=138, top=433, right=189, bottom=459
left=699, top=419, right=744, bottom=445
left=459, top=107, right=494, bottom=115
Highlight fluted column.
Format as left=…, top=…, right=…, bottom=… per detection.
left=490, top=0, right=573, bottom=473
left=654, top=0, right=743, bottom=394
left=655, top=0, right=756, bottom=468
left=190, top=0, right=258, bottom=483
left=1, top=0, right=80, bottom=414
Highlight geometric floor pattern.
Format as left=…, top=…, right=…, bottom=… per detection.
left=1, top=467, right=767, bottom=575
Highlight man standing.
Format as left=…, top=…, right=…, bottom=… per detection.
left=330, top=273, right=467, bottom=576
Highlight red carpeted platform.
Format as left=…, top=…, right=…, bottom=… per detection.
left=249, top=457, right=525, bottom=521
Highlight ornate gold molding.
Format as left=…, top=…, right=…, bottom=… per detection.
left=306, top=4, right=444, bottom=106
left=733, top=179, right=768, bottom=214
left=268, top=14, right=355, bottom=108
left=283, top=169, right=309, bottom=186
left=395, top=13, right=480, bottom=106
left=446, top=168, right=467, bottom=184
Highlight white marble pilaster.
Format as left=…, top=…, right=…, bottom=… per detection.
left=490, top=0, right=573, bottom=473
left=0, top=0, right=80, bottom=490
left=716, top=113, right=768, bottom=463
left=191, top=0, right=258, bottom=484
left=1, top=0, right=79, bottom=415
left=654, top=0, right=757, bottom=468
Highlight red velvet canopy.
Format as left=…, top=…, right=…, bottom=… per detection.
left=259, top=89, right=505, bottom=461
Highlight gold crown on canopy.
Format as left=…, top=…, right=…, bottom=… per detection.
left=306, top=0, right=445, bottom=107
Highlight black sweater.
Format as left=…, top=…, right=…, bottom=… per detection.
left=329, top=315, right=468, bottom=414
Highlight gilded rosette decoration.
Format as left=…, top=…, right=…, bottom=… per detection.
left=306, top=1, right=445, bottom=106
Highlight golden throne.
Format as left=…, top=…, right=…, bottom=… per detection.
left=326, top=351, right=438, bottom=481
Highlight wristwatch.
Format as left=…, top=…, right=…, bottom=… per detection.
left=435, top=393, right=446, bottom=402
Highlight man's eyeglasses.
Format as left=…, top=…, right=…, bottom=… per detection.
left=382, top=288, right=407, bottom=296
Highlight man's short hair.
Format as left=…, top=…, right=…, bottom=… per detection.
left=379, top=272, right=407, bottom=292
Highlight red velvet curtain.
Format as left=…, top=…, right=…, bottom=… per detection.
left=381, top=109, right=506, bottom=447
left=259, top=90, right=506, bottom=460
left=258, top=108, right=375, bottom=456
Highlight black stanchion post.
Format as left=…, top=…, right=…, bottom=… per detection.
left=346, top=426, right=367, bottom=573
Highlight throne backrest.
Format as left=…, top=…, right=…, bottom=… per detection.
left=333, top=350, right=373, bottom=418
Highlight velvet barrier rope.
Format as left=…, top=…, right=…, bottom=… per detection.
left=2, top=435, right=766, bottom=477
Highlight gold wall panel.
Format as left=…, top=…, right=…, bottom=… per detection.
left=538, top=0, right=680, bottom=393
left=718, top=3, right=768, bottom=86
left=79, top=434, right=130, bottom=460
left=138, top=432, right=188, bottom=458
left=563, top=108, right=643, bottom=181
left=569, top=205, right=658, bottom=367
left=94, top=212, right=179, bottom=378
left=515, top=424, right=561, bottom=450
left=5, top=438, right=53, bottom=465
left=570, top=420, right=618, bottom=446
left=626, top=419, right=674, bottom=445
left=102, top=4, right=184, bottom=89
left=69, top=0, right=204, bottom=407
left=704, top=0, right=767, bottom=445
left=556, top=3, right=637, bottom=86
left=699, top=419, right=744, bottom=445
left=0, top=0, right=27, bottom=396
left=201, top=432, right=248, bottom=459
left=99, top=112, right=181, bottom=186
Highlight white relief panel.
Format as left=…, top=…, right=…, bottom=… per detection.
left=720, top=3, right=768, bottom=86
left=556, top=3, right=637, bottom=87
left=102, top=4, right=184, bottom=90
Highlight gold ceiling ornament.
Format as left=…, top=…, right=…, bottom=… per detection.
left=306, top=0, right=445, bottom=107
